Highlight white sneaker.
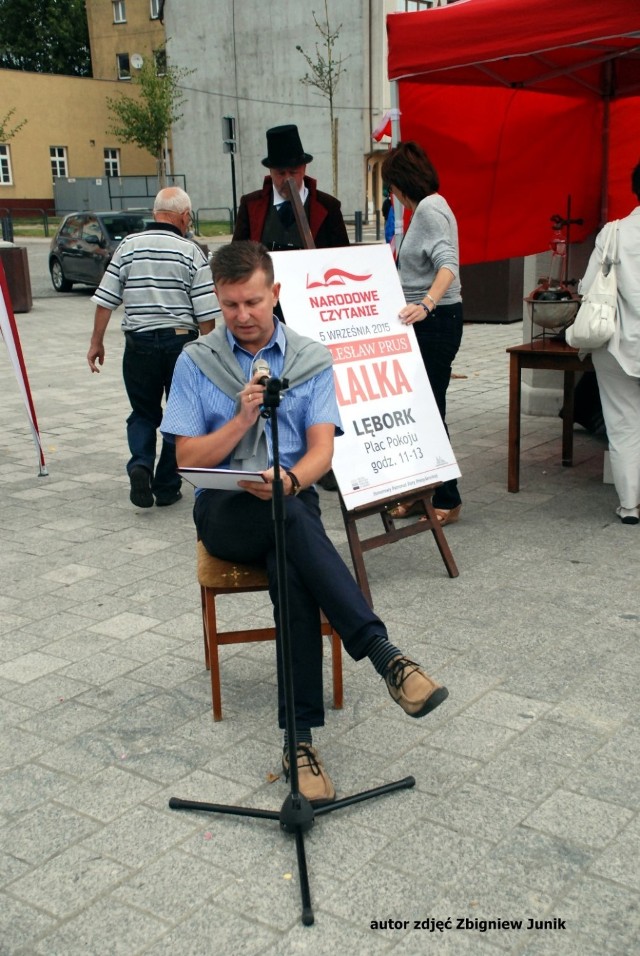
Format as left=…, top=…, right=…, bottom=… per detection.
left=616, top=505, right=639, bottom=525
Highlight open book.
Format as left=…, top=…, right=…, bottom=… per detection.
left=178, top=468, right=267, bottom=491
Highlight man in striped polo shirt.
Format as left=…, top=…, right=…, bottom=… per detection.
left=87, top=187, right=219, bottom=508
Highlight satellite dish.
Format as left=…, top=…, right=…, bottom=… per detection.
left=131, top=54, right=144, bottom=69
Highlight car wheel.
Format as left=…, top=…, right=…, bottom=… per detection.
left=50, top=258, right=73, bottom=292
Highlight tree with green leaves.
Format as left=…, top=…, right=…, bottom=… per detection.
left=296, top=0, right=349, bottom=197
left=0, top=108, right=27, bottom=142
left=106, top=57, right=189, bottom=188
left=0, top=0, right=91, bottom=76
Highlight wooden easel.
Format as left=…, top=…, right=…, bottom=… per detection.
left=286, top=179, right=459, bottom=607
left=339, top=487, right=459, bottom=607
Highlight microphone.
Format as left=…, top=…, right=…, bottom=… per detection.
left=253, top=359, right=271, bottom=386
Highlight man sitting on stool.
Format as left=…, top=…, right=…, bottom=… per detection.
left=161, top=241, right=448, bottom=806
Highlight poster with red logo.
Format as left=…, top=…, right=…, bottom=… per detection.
left=273, top=244, right=460, bottom=510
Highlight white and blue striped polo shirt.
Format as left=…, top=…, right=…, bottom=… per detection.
left=91, top=224, right=220, bottom=332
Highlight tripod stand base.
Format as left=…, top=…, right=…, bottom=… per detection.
left=169, top=774, right=416, bottom=925
left=280, top=792, right=315, bottom=833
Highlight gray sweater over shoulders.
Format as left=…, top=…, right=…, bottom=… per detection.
left=397, top=194, right=462, bottom=305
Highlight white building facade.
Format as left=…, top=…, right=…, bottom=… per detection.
left=163, top=1, right=446, bottom=222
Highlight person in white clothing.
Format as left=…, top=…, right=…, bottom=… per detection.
left=579, top=162, right=640, bottom=525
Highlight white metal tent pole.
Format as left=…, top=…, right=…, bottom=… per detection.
left=390, top=80, right=404, bottom=247
left=390, top=80, right=401, bottom=146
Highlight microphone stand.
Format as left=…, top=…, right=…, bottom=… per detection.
left=169, top=374, right=415, bottom=926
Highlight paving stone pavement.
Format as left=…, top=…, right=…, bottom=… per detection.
left=1, top=274, right=639, bottom=955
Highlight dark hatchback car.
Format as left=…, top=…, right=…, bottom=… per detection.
left=49, top=211, right=149, bottom=292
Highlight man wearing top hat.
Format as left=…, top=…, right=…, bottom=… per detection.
left=232, top=124, right=349, bottom=250
left=233, top=124, right=348, bottom=491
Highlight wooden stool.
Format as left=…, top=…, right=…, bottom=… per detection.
left=197, top=541, right=344, bottom=720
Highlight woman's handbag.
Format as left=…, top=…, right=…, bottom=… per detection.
left=566, top=221, right=618, bottom=350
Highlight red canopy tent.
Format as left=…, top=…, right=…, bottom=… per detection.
left=386, top=0, right=640, bottom=264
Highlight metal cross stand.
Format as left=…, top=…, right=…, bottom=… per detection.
left=169, top=370, right=415, bottom=926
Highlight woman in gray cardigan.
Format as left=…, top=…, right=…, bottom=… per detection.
left=382, top=141, right=463, bottom=526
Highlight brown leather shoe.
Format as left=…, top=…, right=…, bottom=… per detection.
left=282, top=743, right=336, bottom=805
left=385, top=656, right=449, bottom=718
left=432, top=504, right=462, bottom=527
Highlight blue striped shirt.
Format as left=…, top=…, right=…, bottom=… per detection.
left=91, top=225, right=220, bottom=331
left=161, top=320, right=342, bottom=472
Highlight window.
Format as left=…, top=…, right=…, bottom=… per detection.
left=102, top=214, right=145, bottom=241
left=104, top=148, right=120, bottom=177
left=50, top=146, right=68, bottom=178
left=60, top=215, right=83, bottom=239
left=401, top=1, right=440, bottom=9
left=0, top=145, right=12, bottom=185
left=82, top=217, right=103, bottom=243
left=154, top=47, right=166, bottom=76
left=150, top=0, right=161, bottom=19
left=113, top=1, right=126, bottom=23
left=117, top=53, right=131, bottom=80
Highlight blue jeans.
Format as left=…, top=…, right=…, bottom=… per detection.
left=122, top=328, right=198, bottom=496
left=194, top=488, right=387, bottom=729
left=414, top=302, right=464, bottom=510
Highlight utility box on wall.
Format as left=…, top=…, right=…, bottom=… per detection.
left=54, top=178, right=111, bottom=213
left=53, top=176, right=188, bottom=214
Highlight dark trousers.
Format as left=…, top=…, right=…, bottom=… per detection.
left=414, top=302, right=464, bottom=510
left=194, top=488, right=386, bottom=729
left=122, top=328, right=198, bottom=496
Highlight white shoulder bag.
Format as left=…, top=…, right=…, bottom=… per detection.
left=566, top=221, right=618, bottom=350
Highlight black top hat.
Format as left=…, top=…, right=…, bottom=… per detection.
left=261, top=125, right=313, bottom=168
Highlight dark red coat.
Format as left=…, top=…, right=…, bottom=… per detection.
left=232, top=175, right=349, bottom=248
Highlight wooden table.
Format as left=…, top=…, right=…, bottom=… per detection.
left=506, top=340, right=593, bottom=492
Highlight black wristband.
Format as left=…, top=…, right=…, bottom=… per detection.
left=286, top=470, right=302, bottom=496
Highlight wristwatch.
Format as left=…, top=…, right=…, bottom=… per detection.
left=286, top=470, right=302, bottom=496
